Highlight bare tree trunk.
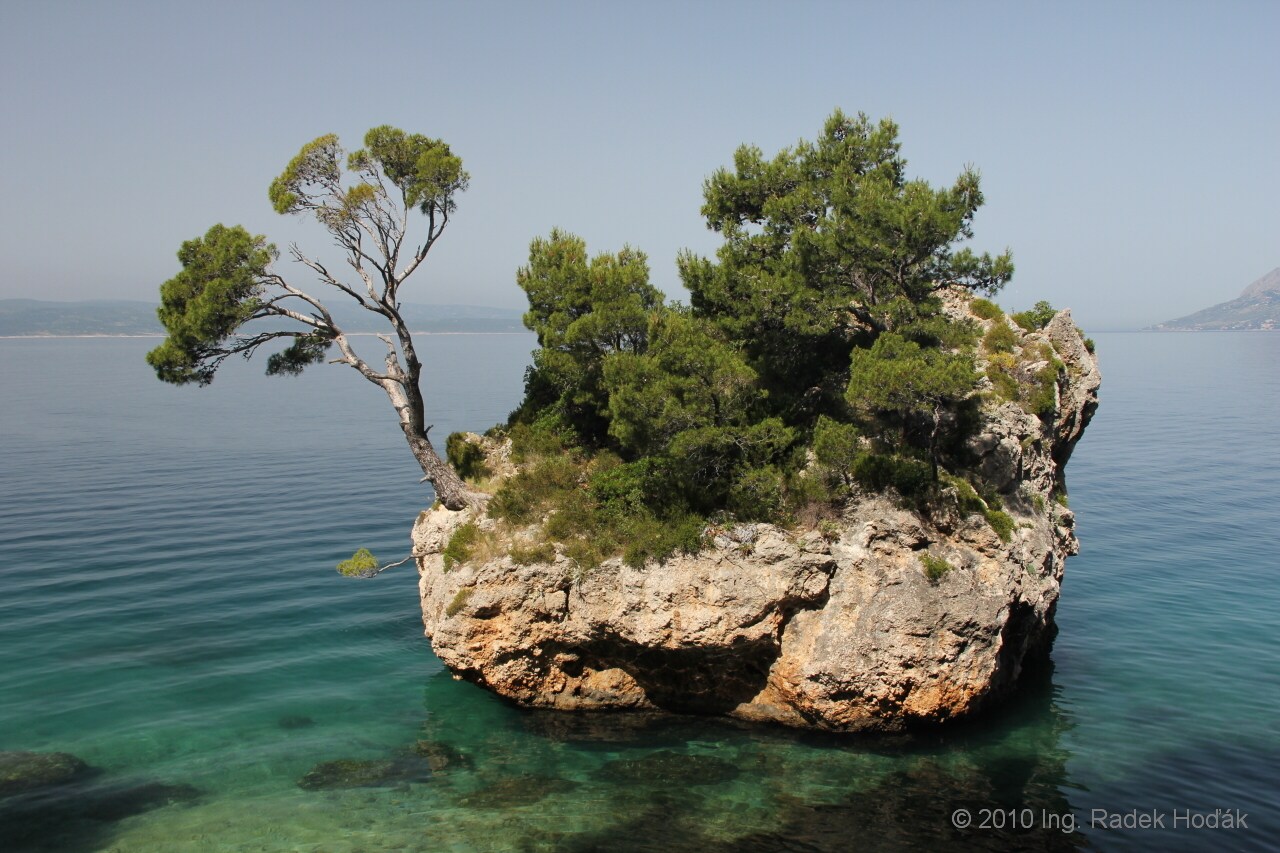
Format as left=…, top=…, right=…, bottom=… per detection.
left=402, top=425, right=473, bottom=510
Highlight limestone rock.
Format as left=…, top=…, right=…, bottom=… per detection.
left=416, top=302, right=1100, bottom=732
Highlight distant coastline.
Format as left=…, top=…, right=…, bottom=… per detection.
left=0, top=299, right=526, bottom=338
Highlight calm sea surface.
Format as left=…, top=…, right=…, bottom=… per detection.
left=1, top=332, right=1276, bottom=852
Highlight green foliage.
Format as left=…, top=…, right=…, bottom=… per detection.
left=352, top=126, right=470, bottom=216
left=146, top=224, right=275, bottom=385
left=499, top=110, right=1018, bottom=547
left=985, top=509, right=1015, bottom=542
left=847, top=334, right=977, bottom=420
left=490, top=455, right=582, bottom=525
left=1032, top=494, right=1046, bottom=512
left=728, top=465, right=786, bottom=521
left=985, top=355, right=1021, bottom=402
left=446, top=433, right=490, bottom=481
left=509, top=542, right=557, bottom=566
left=920, top=553, right=953, bottom=582
left=1055, top=491, right=1070, bottom=508
left=812, top=416, right=861, bottom=486
left=336, top=548, right=379, bottom=577
left=680, top=110, right=1011, bottom=416
left=851, top=453, right=933, bottom=499
left=969, top=298, right=1005, bottom=321
left=266, top=333, right=332, bottom=376
left=982, top=321, right=1018, bottom=354
left=442, top=522, right=480, bottom=571
left=1084, top=337, right=1096, bottom=354
left=513, top=230, right=663, bottom=444
left=1027, top=361, right=1061, bottom=415
left=445, top=587, right=473, bottom=617
left=1011, top=300, right=1057, bottom=332
left=602, top=310, right=759, bottom=457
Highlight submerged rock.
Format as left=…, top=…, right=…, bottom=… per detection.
left=591, top=751, right=740, bottom=787
left=455, top=773, right=579, bottom=809
left=297, top=756, right=432, bottom=790
left=416, top=304, right=1100, bottom=732
left=0, top=751, right=93, bottom=797
left=409, top=739, right=474, bottom=773
left=277, top=714, right=316, bottom=730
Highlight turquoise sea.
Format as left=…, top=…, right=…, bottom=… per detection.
left=1, top=332, right=1276, bottom=852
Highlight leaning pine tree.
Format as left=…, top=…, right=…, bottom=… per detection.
left=146, top=126, right=481, bottom=513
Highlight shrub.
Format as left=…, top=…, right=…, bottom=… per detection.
left=728, top=465, right=786, bottom=521
left=813, top=416, right=860, bottom=480
left=1025, top=345, right=1063, bottom=415
left=1054, top=491, right=1070, bottom=507
left=1084, top=337, right=1096, bottom=354
left=985, top=509, right=1015, bottom=542
left=490, top=455, right=582, bottom=524
left=920, top=553, right=953, bottom=582
left=509, top=541, right=557, bottom=566
left=446, top=432, right=490, bottom=481
left=982, top=321, right=1018, bottom=354
left=442, top=522, right=480, bottom=571
left=1032, top=494, right=1046, bottom=512
left=851, top=453, right=933, bottom=500
left=445, top=587, right=473, bottom=617
left=620, top=512, right=705, bottom=569
left=336, top=548, right=379, bottom=577
left=1011, top=300, right=1057, bottom=332
left=969, top=298, right=1004, bottom=321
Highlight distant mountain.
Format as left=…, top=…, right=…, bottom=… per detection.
left=1151, top=268, right=1280, bottom=331
left=0, top=299, right=526, bottom=337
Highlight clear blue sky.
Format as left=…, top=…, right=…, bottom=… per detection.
left=2, top=0, right=1276, bottom=330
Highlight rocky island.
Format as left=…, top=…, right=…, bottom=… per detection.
left=415, top=294, right=1098, bottom=732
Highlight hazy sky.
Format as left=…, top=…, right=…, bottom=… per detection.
left=2, top=0, right=1276, bottom=330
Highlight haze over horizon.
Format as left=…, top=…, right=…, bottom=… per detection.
left=2, top=0, right=1276, bottom=331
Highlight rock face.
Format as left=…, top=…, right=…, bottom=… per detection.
left=416, top=307, right=1100, bottom=732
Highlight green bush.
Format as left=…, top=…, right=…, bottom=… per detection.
left=446, top=432, right=490, bottom=481
left=985, top=509, right=1015, bottom=542
left=970, top=298, right=1004, bottom=321
left=445, top=587, right=473, bottom=617
left=982, top=321, right=1018, bottom=354
left=509, top=541, right=557, bottom=566
left=1084, top=337, right=1096, bottom=354
left=813, top=416, right=860, bottom=480
left=620, top=512, right=705, bottom=569
left=728, top=465, right=786, bottom=521
left=336, top=548, right=379, bottom=577
left=851, top=453, right=933, bottom=500
left=442, top=522, right=480, bottom=570
left=920, top=553, right=953, bottom=582
left=1011, top=300, right=1057, bottom=332
left=490, top=455, right=582, bottom=524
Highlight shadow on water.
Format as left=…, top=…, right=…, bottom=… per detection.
left=0, top=771, right=199, bottom=853
left=411, top=662, right=1092, bottom=851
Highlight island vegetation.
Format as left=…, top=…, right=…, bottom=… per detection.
left=146, top=127, right=479, bottom=509
left=146, top=112, right=1071, bottom=578
left=442, top=111, right=1064, bottom=575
